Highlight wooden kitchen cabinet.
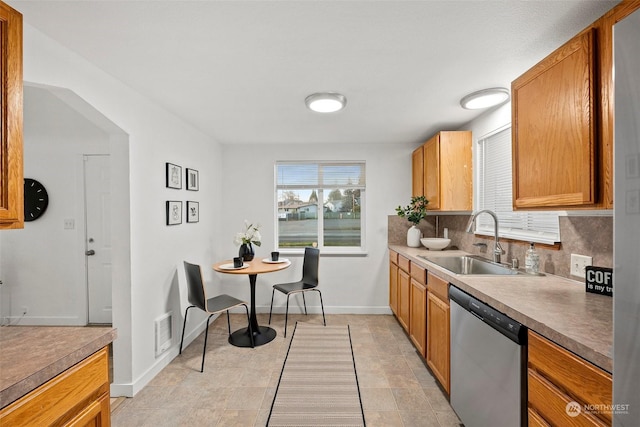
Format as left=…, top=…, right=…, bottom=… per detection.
left=527, top=331, right=612, bottom=427
left=389, top=250, right=399, bottom=316
left=426, top=272, right=450, bottom=394
left=0, top=346, right=111, bottom=426
left=512, top=29, right=597, bottom=209
left=409, top=262, right=427, bottom=356
left=422, top=131, right=472, bottom=211
left=397, top=255, right=411, bottom=332
left=412, top=145, right=424, bottom=197
left=0, top=2, right=24, bottom=230
left=511, top=1, right=640, bottom=210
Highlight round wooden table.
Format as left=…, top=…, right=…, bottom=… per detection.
left=213, top=257, right=291, bottom=347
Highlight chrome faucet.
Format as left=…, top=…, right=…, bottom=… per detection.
left=466, top=209, right=505, bottom=263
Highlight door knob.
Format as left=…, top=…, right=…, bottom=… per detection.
left=86, top=249, right=96, bottom=256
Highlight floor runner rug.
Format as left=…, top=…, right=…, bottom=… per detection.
left=267, top=323, right=366, bottom=426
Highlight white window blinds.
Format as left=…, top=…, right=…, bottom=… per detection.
left=276, top=162, right=366, bottom=190
left=476, top=127, right=561, bottom=244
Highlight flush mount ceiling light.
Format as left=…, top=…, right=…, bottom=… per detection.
left=460, top=87, right=510, bottom=110
left=305, top=92, right=346, bottom=113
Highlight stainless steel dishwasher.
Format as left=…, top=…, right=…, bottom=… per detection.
left=449, top=286, right=527, bottom=427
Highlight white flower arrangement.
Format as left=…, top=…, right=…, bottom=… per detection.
left=234, top=220, right=262, bottom=247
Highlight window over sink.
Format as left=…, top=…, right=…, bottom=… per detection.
left=275, top=161, right=366, bottom=254
left=475, top=126, right=561, bottom=244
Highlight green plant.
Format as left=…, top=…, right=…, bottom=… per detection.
left=396, top=196, right=429, bottom=226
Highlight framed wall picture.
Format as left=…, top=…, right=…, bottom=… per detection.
left=187, top=201, right=199, bottom=223
left=166, top=201, right=182, bottom=225
left=186, top=168, right=199, bottom=191
left=166, top=163, right=182, bottom=189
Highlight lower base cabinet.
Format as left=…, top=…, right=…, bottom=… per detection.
left=397, top=256, right=411, bottom=331
left=409, top=278, right=427, bottom=356
left=0, top=346, right=111, bottom=427
left=389, top=252, right=399, bottom=316
left=426, top=272, right=450, bottom=394
left=527, top=331, right=612, bottom=427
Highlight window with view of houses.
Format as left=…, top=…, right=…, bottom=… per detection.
left=275, top=161, right=365, bottom=253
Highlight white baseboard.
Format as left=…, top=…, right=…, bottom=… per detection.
left=2, top=315, right=83, bottom=326
left=259, top=305, right=392, bottom=315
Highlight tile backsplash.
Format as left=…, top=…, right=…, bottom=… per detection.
left=388, top=214, right=612, bottom=280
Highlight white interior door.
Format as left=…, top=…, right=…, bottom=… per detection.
left=84, top=154, right=112, bottom=324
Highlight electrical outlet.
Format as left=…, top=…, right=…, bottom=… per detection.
left=21, top=306, right=28, bottom=315
left=570, top=254, right=592, bottom=278
left=64, top=218, right=75, bottom=230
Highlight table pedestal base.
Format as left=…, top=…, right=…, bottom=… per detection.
left=229, top=325, right=277, bottom=347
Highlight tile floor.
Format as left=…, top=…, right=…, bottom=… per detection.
left=111, top=313, right=461, bottom=427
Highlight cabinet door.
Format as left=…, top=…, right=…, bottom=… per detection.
left=423, top=135, right=440, bottom=210
left=512, top=30, right=596, bottom=208
left=409, top=278, right=427, bottom=356
left=412, top=145, right=424, bottom=197
left=389, top=261, right=399, bottom=316
left=426, top=291, right=450, bottom=394
left=0, top=3, right=24, bottom=229
left=439, top=131, right=472, bottom=211
left=528, top=369, right=609, bottom=427
left=65, top=393, right=110, bottom=427
left=398, top=268, right=410, bottom=331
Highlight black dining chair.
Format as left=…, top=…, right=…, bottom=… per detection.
left=179, top=261, right=253, bottom=372
left=268, top=247, right=326, bottom=337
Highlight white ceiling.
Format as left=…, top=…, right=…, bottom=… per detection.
left=10, top=0, right=618, bottom=145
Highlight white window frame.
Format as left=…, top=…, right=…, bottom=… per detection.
left=474, top=125, right=561, bottom=244
left=274, top=161, right=366, bottom=255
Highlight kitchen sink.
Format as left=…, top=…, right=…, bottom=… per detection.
left=418, top=255, right=519, bottom=275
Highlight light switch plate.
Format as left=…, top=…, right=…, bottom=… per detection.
left=570, top=254, right=592, bottom=278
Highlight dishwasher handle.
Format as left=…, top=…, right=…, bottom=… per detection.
left=470, top=310, right=484, bottom=321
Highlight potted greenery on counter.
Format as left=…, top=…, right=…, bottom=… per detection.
left=396, top=196, right=428, bottom=247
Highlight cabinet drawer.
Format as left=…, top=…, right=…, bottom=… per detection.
left=389, top=249, right=398, bottom=264
left=528, top=369, right=608, bottom=427
left=410, top=262, right=426, bottom=285
left=0, top=347, right=110, bottom=427
left=528, top=331, right=611, bottom=424
left=398, top=255, right=410, bottom=272
left=427, top=272, right=448, bottom=301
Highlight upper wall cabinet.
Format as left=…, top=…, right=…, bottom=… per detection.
left=511, top=1, right=640, bottom=210
left=512, top=29, right=596, bottom=209
left=0, top=2, right=23, bottom=230
left=413, top=131, right=472, bottom=211
left=412, top=145, right=424, bottom=197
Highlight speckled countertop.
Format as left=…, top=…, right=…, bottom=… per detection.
left=0, top=326, right=117, bottom=409
left=390, top=245, right=613, bottom=373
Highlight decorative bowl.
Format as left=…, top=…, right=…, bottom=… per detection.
left=420, top=238, right=451, bottom=251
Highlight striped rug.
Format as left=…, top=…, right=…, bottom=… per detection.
left=267, top=323, right=366, bottom=426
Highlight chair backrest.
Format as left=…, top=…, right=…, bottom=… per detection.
left=184, top=261, right=207, bottom=310
left=301, top=247, right=320, bottom=287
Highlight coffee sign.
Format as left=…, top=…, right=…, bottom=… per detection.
left=585, top=266, right=613, bottom=297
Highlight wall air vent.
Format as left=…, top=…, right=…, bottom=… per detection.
left=155, top=311, right=173, bottom=357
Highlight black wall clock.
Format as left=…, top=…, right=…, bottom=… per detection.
left=24, top=178, right=49, bottom=222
